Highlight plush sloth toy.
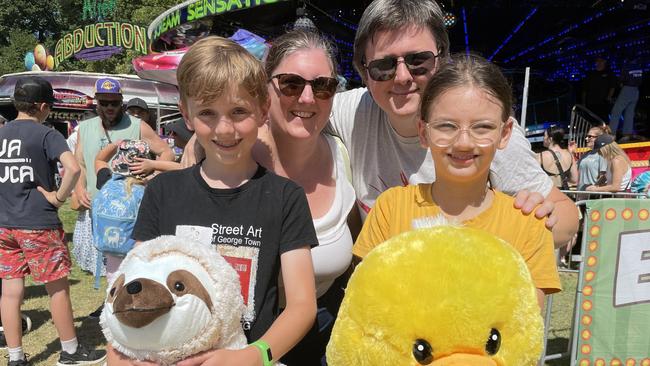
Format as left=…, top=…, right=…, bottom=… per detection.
left=327, top=225, right=544, bottom=366
left=100, top=235, right=248, bottom=365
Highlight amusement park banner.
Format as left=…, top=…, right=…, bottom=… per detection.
left=149, top=0, right=289, bottom=40
left=54, top=22, right=148, bottom=68
left=575, top=199, right=650, bottom=365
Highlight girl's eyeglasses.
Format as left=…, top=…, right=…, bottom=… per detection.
left=425, top=121, right=503, bottom=147
left=270, top=73, right=339, bottom=100
left=363, top=51, right=441, bottom=82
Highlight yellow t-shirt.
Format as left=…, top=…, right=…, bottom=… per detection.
left=353, top=184, right=561, bottom=293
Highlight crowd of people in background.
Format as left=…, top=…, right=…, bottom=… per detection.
left=0, top=0, right=646, bottom=364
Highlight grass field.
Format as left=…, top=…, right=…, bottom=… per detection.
left=1, top=204, right=579, bottom=365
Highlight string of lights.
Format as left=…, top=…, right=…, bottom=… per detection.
left=503, top=5, right=620, bottom=64
left=519, top=17, right=650, bottom=81
left=488, top=7, right=537, bottom=61
left=462, top=7, right=470, bottom=56
left=305, top=1, right=358, bottom=31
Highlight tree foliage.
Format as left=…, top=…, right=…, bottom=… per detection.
left=0, top=0, right=179, bottom=75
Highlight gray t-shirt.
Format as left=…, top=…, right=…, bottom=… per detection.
left=578, top=152, right=607, bottom=190
left=330, top=87, right=553, bottom=218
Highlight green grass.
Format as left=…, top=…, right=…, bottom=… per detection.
left=1, top=202, right=108, bottom=365
left=2, top=204, right=579, bottom=365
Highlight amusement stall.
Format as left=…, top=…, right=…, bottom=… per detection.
left=0, top=71, right=180, bottom=138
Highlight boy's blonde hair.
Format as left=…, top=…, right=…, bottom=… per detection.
left=177, top=36, right=268, bottom=106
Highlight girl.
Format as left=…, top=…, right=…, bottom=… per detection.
left=585, top=134, right=632, bottom=192
left=353, top=54, right=561, bottom=309
left=92, top=139, right=152, bottom=284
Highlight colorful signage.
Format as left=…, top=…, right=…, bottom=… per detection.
left=574, top=199, right=650, bottom=365
left=150, top=0, right=286, bottom=40
left=82, top=0, right=117, bottom=21
left=53, top=89, right=94, bottom=109
left=54, top=22, right=148, bottom=67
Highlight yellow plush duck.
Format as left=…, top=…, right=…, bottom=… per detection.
left=326, top=225, right=544, bottom=366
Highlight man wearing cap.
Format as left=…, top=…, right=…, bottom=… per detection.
left=0, top=76, right=106, bottom=365
left=126, top=97, right=152, bottom=129
left=72, top=77, right=173, bottom=278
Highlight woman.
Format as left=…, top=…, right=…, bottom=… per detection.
left=184, top=30, right=356, bottom=364
left=576, top=125, right=609, bottom=190
left=536, top=126, right=578, bottom=190
left=586, top=134, right=632, bottom=192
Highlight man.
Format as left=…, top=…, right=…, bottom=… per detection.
left=0, top=76, right=105, bottom=366
left=72, top=78, right=174, bottom=315
left=74, top=78, right=173, bottom=210
left=582, top=56, right=617, bottom=123
left=609, top=57, right=643, bottom=140
left=330, top=0, right=578, bottom=248
left=126, top=97, right=153, bottom=129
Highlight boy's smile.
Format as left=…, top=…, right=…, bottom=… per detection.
left=181, top=87, right=267, bottom=169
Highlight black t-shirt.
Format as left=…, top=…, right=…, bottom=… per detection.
left=0, top=120, right=69, bottom=229
left=133, top=164, right=318, bottom=341
left=583, top=69, right=617, bottom=104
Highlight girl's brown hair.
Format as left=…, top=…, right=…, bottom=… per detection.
left=420, top=54, right=513, bottom=122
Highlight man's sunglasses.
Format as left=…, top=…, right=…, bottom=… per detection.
left=363, top=51, right=441, bottom=82
left=97, top=100, right=122, bottom=108
left=270, top=73, right=339, bottom=100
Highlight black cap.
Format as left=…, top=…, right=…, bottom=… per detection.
left=13, top=76, right=56, bottom=104
left=165, top=118, right=193, bottom=143
left=126, top=98, right=149, bottom=111
left=593, top=134, right=615, bottom=151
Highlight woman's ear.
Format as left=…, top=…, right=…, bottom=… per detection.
left=418, top=119, right=429, bottom=149
left=497, top=117, right=514, bottom=150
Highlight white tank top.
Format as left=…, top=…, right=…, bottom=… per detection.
left=278, top=135, right=355, bottom=302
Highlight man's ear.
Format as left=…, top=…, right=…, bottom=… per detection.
left=418, top=119, right=430, bottom=149
left=497, top=117, right=514, bottom=150
left=178, top=100, right=194, bottom=131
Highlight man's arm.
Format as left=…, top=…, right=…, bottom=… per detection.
left=493, top=123, right=579, bottom=248
left=140, top=121, right=174, bottom=162
left=73, top=133, right=92, bottom=208
left=516, top=187, right=580, bottom=249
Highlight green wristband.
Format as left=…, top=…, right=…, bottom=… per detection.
left=250, top=339, right=273, bottom=366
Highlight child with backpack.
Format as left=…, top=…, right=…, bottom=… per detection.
left=91, top=139, right=152, bottom=285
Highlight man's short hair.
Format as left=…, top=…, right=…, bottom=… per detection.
left=176, top=36, right=268, bottom=107
left=353, top=0, right=450, bottom=81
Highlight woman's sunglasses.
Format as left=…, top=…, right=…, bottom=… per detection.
left=271, top=73, right=339, bottom=100
left=363, top=51, right=441, bottom=82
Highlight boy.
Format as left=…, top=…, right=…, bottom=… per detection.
left=0, top=76, right=106, bottom=365
left=108, top=37, right=318, bottom=366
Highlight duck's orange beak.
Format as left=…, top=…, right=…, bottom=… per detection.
left=430, top=353, right=498, bottom=366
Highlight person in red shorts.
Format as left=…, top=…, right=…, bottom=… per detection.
left=0, top=76, right=106, bottom=366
